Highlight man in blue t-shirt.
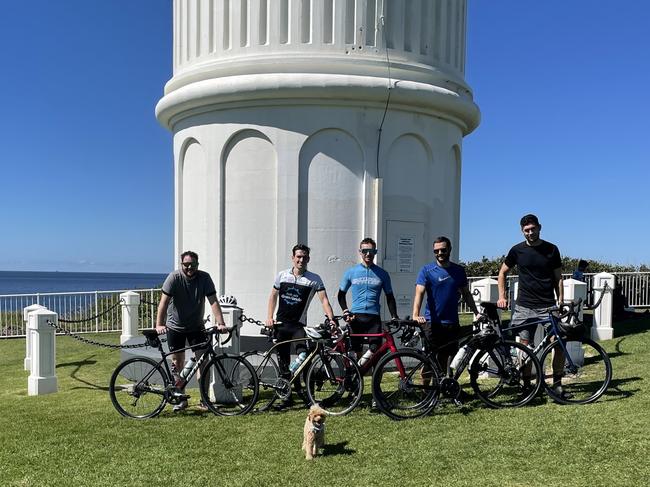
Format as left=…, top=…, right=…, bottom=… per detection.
left=413, top=236, right=479, bottom=376
left=338, top=238, right=399, bottom=359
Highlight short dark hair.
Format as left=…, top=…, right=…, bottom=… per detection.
left=433, top=236, right=452, bottom=251
left=360, top=237, right=377, bottom=248
left=520, top=214, right=540, bottom=227
left=292, top=244, right=310, bottom=256
left=180, top=250, right=199, bottom=262
left=578, top=259, right=588, bottom=270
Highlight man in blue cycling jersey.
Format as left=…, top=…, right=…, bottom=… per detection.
left=338, top=238, right=399, bottom=360
left=413, top=236, right=480, bottom=376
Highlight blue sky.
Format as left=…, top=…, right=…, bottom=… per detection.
left=0, top=1, right=647, bottom=273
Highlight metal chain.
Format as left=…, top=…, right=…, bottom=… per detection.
left=58, top=299, right=124, bottom=324
left=238, top=313, right=266, bottom=327
left=45, top=319, right=164, bottom=349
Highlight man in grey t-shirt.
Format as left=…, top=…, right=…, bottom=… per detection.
left=155, top=250, right=226, bottom=411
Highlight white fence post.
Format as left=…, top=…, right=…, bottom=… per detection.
left=214, top=302, right=241, bottom=355
left=470, top=278, right=499, bottom=305
left=23, top=304, right=46, bottom=371
left=592, top=272, right=615, bottom=340
left=28, top=309, right=58, bottom=395
left=120, top=291, right=141, bottom=345
left=563, top=278, right=588, bottom=364
left=209, top=298, right=242, bottom=402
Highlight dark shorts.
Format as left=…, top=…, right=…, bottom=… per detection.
left=166, top=328, right=207, bottom=353
left=420, top=322, right=460, bottom=364
left=349, top=313, right=383, bottom=352
left=275, top=321, right=308, bottom=368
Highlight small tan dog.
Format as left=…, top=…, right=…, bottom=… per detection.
left=302, top=405, right=327, bottom=460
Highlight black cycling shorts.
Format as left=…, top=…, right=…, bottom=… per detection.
left=166, top=328, right=207, bottom=353
left=350, top=313, right=383, bottom=353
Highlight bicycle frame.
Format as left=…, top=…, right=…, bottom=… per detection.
left=252, top=336, right=337, bottom=392
left=141, top=330, right=228, bottom=394
left=499, top=312, right=576, bottom=369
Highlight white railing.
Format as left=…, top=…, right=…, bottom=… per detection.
left=0, top=289, right=162, bottom=338
left=2, top=271, right=649, bottom=337
left=460, top=272, right=650, bottom=313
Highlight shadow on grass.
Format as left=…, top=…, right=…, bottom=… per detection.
left=613, top=313, right=650, bottom=338
left=608, top=335, right=639, bottom=360
left=57, top=354, right=110, bottom=391
left=323, top=440, right=356, bottom=457
left=601, top=376, right=642, bottom=401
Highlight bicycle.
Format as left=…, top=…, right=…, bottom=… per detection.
left=243, top=321, right=364, bottom=416
left=371, top=314, right=543, bottom=420
left=109, top=326, right=259, bottom=419
left=498, top=297, right=612, bottom=405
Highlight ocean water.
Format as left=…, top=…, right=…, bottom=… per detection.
left=0, top=271, right=168, bottom=295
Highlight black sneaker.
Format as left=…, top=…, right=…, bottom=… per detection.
left=295, top=389, right=310, bottom=404
left=273, top=396, right=294, bottom=411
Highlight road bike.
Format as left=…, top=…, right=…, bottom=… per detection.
left=109, top=326, right=259, bottom=419
left=372, top=314, right=543, bottom=420
left=243, top=322, right=363, bottom=415
left=498, top=298, right=612, bottom=405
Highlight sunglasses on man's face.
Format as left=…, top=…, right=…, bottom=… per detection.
left=182, top=262, right=198, bottom=268
left=360, top=248, right=378, bottom=255
left=433, top=248, right=449, bottom=255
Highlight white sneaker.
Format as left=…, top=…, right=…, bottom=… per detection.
left=173, top=400, right=188, bottom=412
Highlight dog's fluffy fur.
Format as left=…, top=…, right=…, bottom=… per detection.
left=302, top=405, right=327, bottom=460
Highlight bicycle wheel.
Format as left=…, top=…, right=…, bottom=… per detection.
left=469, top=340, right=542, bottom=408
left=305, top=351, right=363, bottom=416
left=372, top=349, right=439, bottom=420
left=540, top=337, right=612, bottom=405
left=109, top=357, right=168, bottom=419
left=242, top=351, right=282, bottom=412
left=199, top=355, right=259, bottom=416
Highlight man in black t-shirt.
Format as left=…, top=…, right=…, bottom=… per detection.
left=497, top=214, right=565, bottom=395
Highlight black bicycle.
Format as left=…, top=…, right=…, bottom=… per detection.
left=243, top=321, right=363, bottom=415
left=498, top=298, right=612, bottom=405
left=372, top=315, right=543, bottom=420
left=109, top=326, right=259, bottom=419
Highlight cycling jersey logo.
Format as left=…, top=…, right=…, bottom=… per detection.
left=351, top=276, right=382, bottom=286
left=280, top=286, right=302, bottom=306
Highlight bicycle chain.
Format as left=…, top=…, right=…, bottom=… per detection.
left=45, top=319, right=165, bottom=349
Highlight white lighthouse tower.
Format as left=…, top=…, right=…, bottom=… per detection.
left=156, top=0, right=480, bottom=327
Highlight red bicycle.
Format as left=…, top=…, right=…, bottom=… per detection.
left=304, top=317, right=438, bottom=416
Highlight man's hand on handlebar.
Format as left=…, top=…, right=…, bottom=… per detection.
left=413, top=315, right=427, bottom=324
left=497, top=297, right=508, bottom=309
left=265, top=319, right=276, bottom=328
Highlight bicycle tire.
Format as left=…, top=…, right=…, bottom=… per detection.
left=540, top=337, right=612, bottom=405
left=371, top=349, right=439, bottom=420
left=109, top=357, right=169, bottom=419
left=199, top=354, right=259, bottom=416
left=305, top=351, right=363, bottom=416
left=242, top=350, right=282, bottom=412
left=469, top=340, right=542, bottom=408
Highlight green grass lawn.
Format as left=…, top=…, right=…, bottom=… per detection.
left=1, top=316, right=649, bottom=487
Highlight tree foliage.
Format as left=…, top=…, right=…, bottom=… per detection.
left=459, top=255, right=649, bottom=277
